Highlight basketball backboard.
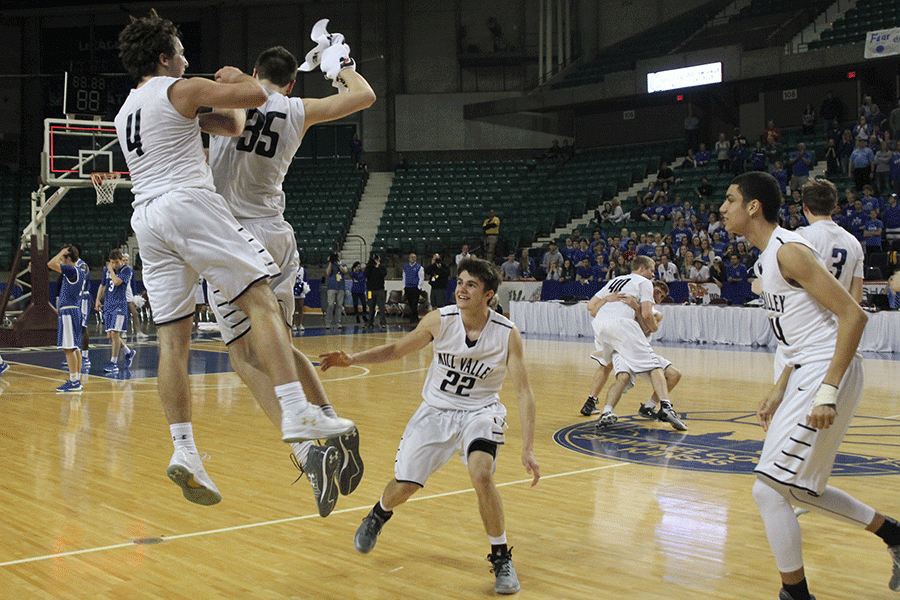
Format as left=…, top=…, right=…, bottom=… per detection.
left=41, top=118, right=131, bottom=188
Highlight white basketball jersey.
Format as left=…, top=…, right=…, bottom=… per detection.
left=208, top=89, right=306, bottom=220
left=592, top=273, right=654, bottom=320
left=422, top=305, right=512, bottom=411
left=755, top=227, right=840, bottom=366
left=114, top=77, right=216, bottom=206
left=797, top=219, right=864, bottom=292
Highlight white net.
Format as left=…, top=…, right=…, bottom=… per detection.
left=91, top=172, right=121, bottom=205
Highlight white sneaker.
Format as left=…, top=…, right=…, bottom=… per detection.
left=166, top=449, right=222, bottom=506
left=282, top=404, right=355, bottom=443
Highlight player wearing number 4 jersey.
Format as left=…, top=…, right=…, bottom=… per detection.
left=206, top=38, right=375, bottom=517
left=114, top=10, right=353, bottom=508
left=320, top=258, right=540, bottom=595
left=720, top=171, right=900, bottom=600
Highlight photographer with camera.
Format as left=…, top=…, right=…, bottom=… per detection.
left=424, top=253, right=451, bottom=309
left=325, top=252, right=348, bottom=330
left=363, top=253, right=388, bottom=328
left=402, top=253, right=425, bottom=324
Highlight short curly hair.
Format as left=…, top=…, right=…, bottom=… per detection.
left=118, top=10, right=181, bottom=81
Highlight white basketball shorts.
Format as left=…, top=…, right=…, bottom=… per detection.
left=755, top=357, right=863, bottom=496
left=604, top=350, right=672, bottom=392
left=208, top=217, right=299, bottom=345
left=591, top=315, right=664, bottom=374
left=394, top=400, right=508, bottom=487
left=131, top=188, right=279, bottom=325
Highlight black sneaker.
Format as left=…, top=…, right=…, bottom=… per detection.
left=778, top=589, right=816, bottom=600
left=657, top=402, right=687, bottom=431
left=354, top=507, right=387, bottom=553
left=637, top=403, right=657, bottom=419
left=595, top=411, right=618, bottom=429
left=324, top=426, right=364, bottom=496
left=488, top=548, right=520, bottom=595
left=294, top=445, right=340, bottom=518
left=580, top=396, right=599, bottom=417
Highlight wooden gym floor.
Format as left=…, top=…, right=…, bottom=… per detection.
left=0, top=321, right=897, bottom=600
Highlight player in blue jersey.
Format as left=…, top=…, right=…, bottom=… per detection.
left=49, top=245, right=87, bottom=392
left=74, top=245, right=92, bottom=368
left=94, top=249, right=136, bottom=372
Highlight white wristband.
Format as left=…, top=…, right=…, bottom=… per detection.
left=810, top=383, right=838, bottom=410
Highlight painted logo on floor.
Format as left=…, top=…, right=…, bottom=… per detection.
left=554, top=411, right=900, bottom=476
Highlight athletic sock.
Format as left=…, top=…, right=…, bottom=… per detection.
left=489, top=532, right=508, bottom=557
left=603, top=405, right=614, bottom=414
left=643, top=399, right=657, bottom=410
left=275, top=382, right=310, bottom=414
left=291, top=442, right=312, bottom=468
left=320, top=403, right=338, bottom=418
left=875, top=516, right=900, bottom=547
left=782, top=580, right=810, bottom=600
left=170, top=422, right=199, bottom=454
left=374, top=498, right=393, bottom=521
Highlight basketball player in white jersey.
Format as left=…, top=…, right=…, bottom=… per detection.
left=206, top=40, right=375, bottom=517
left=797, top=179, right=864, bottom=304
left=587, top=255, right=677, bottom=429
left=319, top=258, right=539, bottom=595
left=720, top=170, right=900, bottom=600
left=114, top=10, right=353, bottom=507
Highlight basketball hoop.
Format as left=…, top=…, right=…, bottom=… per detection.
left=91, top=172, right=121, bottom=205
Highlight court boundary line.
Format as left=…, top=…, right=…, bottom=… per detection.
left=0, top=462, right=628, bottom=568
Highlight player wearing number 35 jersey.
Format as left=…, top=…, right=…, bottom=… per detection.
left=319, top=258, right=539, bottom=595
left=721, top=171, right=900, bottom=600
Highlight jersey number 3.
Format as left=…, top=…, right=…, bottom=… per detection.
left=237, top=109, right=286, bottom=158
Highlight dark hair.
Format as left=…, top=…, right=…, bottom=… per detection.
left=118, top=9, right=181, bottom=81
left=109, top=248, right=123, bottom=261
left=801, top=179, right=838, bottom=216
left=64, top=244, right=80, bottom=262
left=328, top=253, right=338, bottom=263
left=730, top=171, right=782, bottom=224
left=457, top=257, right=501, bottom=296
left=255, top=46, right=298, bottom=88
left=351, top=261, right=361, bottom=270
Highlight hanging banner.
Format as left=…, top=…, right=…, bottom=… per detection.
left=864, top=28, right=900, bottom=59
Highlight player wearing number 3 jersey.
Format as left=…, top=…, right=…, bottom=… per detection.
left=721, top=171, right=900, bottom=600
left=319, top=257, right=539, bottom=595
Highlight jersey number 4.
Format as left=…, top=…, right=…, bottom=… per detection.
left=237, top=109, right=286, bottom=158
left=439, top=370, right=476, bottom=396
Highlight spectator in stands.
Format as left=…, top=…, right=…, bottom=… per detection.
left=769, top=160, right=788, bottom=195
left=456, top=244, right=470, bottom=267
left=670, top=216, right=692, bottom=247
left=711, top=231, right=727, bottom=256
left=709, top=256, right=727, bottom=288
left=610, top=254, right=630, bottom=278
left=350, top=133, right=363, bottom=170
left=363, top=252, right=387, bottom=329
left=763, top=133, right=783, bottom=167
left=788, top=142, right=813, bottom=192
left=764, top=120, right=782, bottom=143
left=593, top=241, right=608, bottom=266
left=827, top=120, right=844, bottom=148
left=726, top=253, right=749, bottom=283
left=517, top=248, right=535, bottom=280
left=500, top=253, right=519, bottom=281
left=394, top=153, right=408, bottom=170
left=571, top=228, right=584, bottom=245
left=890, top=100, right=900, bottom=140
left=820, top=90, right=844, bottom=125
left=684, top=110, right=700, bottom=151
left=889, top=267, right=900, bottom=308
left=695, top=143, right=711, bottom=167
left=730, top=139, right=747, bottom=175
left=689, top=257, right=711, bottom=284
left=656, top=254, right=679, bottom=282
left=824, top=137, right=840, bottom=178
left=863, top=208, right=884, bottom=254
left=874, top=140, right=893, bottom=196
left=854, top=116, right=873, bottom=143
left=839, top=129, right=856, bottom=177
left=656, top=161, right=675, bottom=186
left=631, top=195, right=653, bottom=222
left=732, top=128, right=748, bottom=148
left=637, top=234, right=655, bottom=258
left=869, top=103, right=887, bottom=132
left=694, top=176, right=714, bottom=202
left=561, top=237, right=576, bottom=263
left=559, top=259, right=576, bottom=283
left=679, top=149, right=697, bottom=170
left=801, top=103, right=816, bottom=135
left=540, top=240, right=564, bottom=272
left=850, top=138, right=876, bottom=191
left=750, top=140, right=768, bottom=172
left=573, top=239, right=594, bottom=267
left=715, top=132, right=731, bottom=172
left=545, top=260, right=562, bottom=281
left=592, top=258, right=608, bottom=282
left=350, top=261, right=368, bottom=324
left=860, top=94, right=873, bottom=119
left=844, top=198, right=869, bottom=243
left=542, top=139, right=562, bottom=161
left=698, top=238, right=716, bottom=264
left=561, top=139, right=575, bottom=162
left=575, top=258, right=594, bottom=283
left=402, top=252, right=425, bottom=324
left=647, top=193, right=671, bottom=222
left=482, top=209, right=500, bottom=263
left=884, top=193, right=900, bottom=246
left=861, top=184, right=883, bottom=214
left=606, top=197, right=626, bottom=224
left=622, top=239, right=638, bottom=263
left=677, top=250, right=694, bottom=279
left=735, top=240, right=758, bottom=269
left=424, top=253, right=451, bottom=309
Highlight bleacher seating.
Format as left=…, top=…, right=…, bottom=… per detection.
left=808, top=0, right=900, bottom=51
